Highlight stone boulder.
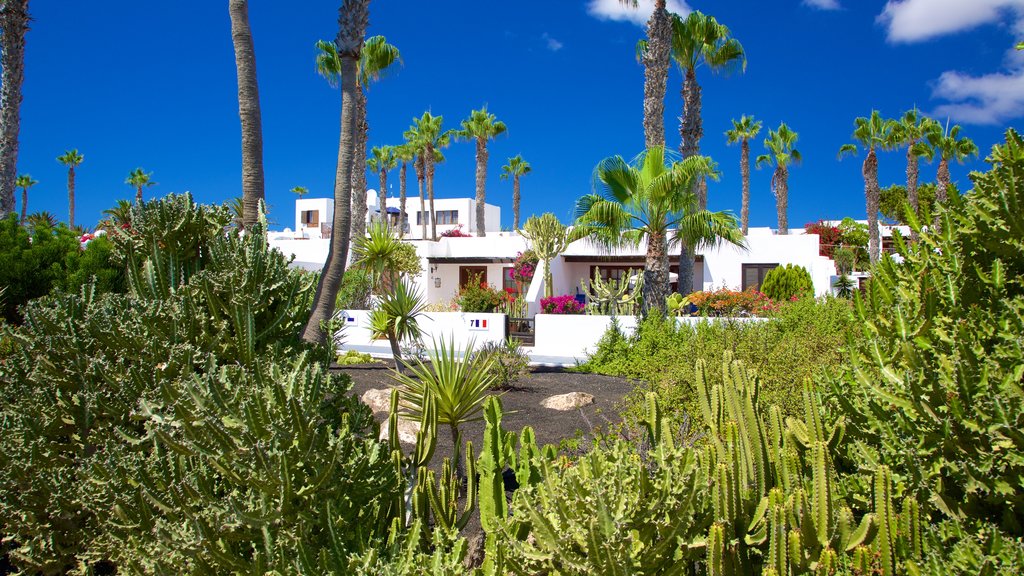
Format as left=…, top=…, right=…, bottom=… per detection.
left=361, top=387, right=395, bottom=414
left=541, top=392, right=594, bottom=411
left=379, top=417, right=421, bottom=445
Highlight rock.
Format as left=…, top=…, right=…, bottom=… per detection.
left=379, top=417, right=421, bottom=445
left=361, top=388, right=394, bottom=413
left=540, top=392, right=594, bottom=411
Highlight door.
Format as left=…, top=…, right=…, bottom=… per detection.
left=459, top=266, right=488, bottom=289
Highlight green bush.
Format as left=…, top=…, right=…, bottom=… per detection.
left=829, top=128, right=1024, bottom=536
left=456, top=273, right=505, bottom=312
left=0, top=214, right=82, bottom=323
left=337, top=349, right=379, bottom=365
left=336, top=268, right=373, bottom=310
left=760, top=263, right=813, bottom=301
left=63, top=235, right=126, bottom=295
left=581, top=297, right=856, bottom=423
left=474, top=338, right=531, bottom=389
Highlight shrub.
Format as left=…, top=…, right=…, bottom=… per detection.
left=474, top=338, right=531, bottom=389
left=457, top=274, right=505, bottom=312
left=0, top=214, right=82, bottom=323
left=805, top=220, right=842, bottom=257
left=336, top=268, right=373, bottom=310
left=62, top=234, right=126, bottom=295
left=686, top=287, right=777, bottom=316
left=832, top=246, right=856, bottom=274
left=760, top=263, right=813, bottom=301
left=337, top=349, right=379, bottom=365
left=540, top=294, right=584, bottom=314
left=829, top=129, right=1024, bottom=535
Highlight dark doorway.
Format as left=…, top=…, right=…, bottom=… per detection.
left=459, top=266, right=488, bottom=289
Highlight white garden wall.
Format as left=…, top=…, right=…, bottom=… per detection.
left=337, top=310, right=507, bottom=354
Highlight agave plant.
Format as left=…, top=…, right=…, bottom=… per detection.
left=394, top=336, right=497, bottom=477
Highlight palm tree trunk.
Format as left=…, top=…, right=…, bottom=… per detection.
left=513, top=175, right=521, bottom=231
left=934, top=158, right=950, bottom=230
left=475, top=137, right=487, bottom=236
left=0, top=0, right=29, bottom=219
left=398, top=161, right=407, bottom=238
left=229, top=0, right=265, bottom=230
left=678, top=247, right=694, bottom=296
left=378, top=168, right=387, bottom=222
left=776, top=166, right=789, bottom=235
left=643, top=230, right=669, bottom=315
left=906, top=147, right=919, bottom=241
left=740, top=140, right=750, bottom=235
left=136, top=186, right=143, bottom=203
left=426, top=144, right=437, bottom=240
left=416, top=158, right=426, bottom=239
left=642, top=0, right=671, bottom=149
left=680, top=68, right=705, bottom=208
left=67, top=167, right=75, bottom=228
left=303, top=0, right=367, bottom=343
left=350, top=87, right=368, bottom=244
left=20, top=186, right=26, bottom=223
left=865, top=148, right=880, bottom=262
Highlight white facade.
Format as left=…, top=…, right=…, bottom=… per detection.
left=292, top=197, right=334, bottom=240
left=365, top=193, right=501, bottom=240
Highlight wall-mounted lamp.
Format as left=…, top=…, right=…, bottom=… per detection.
left=434, top=277, right=441, bottom=288
left=429, top=264, right=437, bottom=274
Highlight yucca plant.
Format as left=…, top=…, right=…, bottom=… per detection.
left=394, top=337, right=497, bottom=477
left=369, top=277, right=426, bottom=372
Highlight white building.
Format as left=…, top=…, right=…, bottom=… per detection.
left=270, top=197, right=843, bottom=310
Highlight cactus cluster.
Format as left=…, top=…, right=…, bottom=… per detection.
left=580, top=267, right=643, bottom=316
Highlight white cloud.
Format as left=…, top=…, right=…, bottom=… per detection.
left=878, top=0, right=1024, bottom=43
left=803, top=0, right=841, bottom=10
left=587, top=0, right=690, bottom=26
left=542, top=32, right=564, bottom=51
left=931, top=63, right=1024, bottom=125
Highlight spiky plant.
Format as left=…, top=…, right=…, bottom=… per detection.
left=756, top=123, right=801, bottom=236
left=500, top=154, right=531, bottom=231
left=521, top=212, right=576, bottom=299
left=369, top=276, right=426, bottom=373
left=457, top=106, right=507, bottom=236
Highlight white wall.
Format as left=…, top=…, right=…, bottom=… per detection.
left=294, top=198, right=333, bottom=239
left=702, top=228, right=836, bottom=296
left=337, top=310, right=507, bottom=354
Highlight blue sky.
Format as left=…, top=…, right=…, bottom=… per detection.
left=14, top=0, right=1024, bottom=230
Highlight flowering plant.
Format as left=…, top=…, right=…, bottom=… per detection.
left=686, top=288, right=778, bottom=317
left=804, top=221, right=842, bottom=258
left=457, top=274, right=506, bottom=312
left=540, top=294, right=585, bottom=315
left=511, top=250, right=538, bottom=283
left=440, top=224, right=472, bottom=238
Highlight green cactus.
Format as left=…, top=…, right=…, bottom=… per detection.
left=707, top=523, right=726, bottom=576
left=666, top=292, right=692, bottom=316
left=875, top=465, right=897, bottom=576
left=580, top=267, right=643, bottom=316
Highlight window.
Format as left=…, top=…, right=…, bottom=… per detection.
left=503, top=267, right=517, bottom=293
left=301, top=210, right=319, bottom=227
left=742, top=263, right=778, bottom=291
left=416, top=211, right=429, bottom=225
left=435, top=210, right=459, bottom=225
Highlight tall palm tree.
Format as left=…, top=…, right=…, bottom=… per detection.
left=303, top=0, right=370, bottom=344
left=500, top=154, right=531, bottom=231
left=316, top=35, right=400, bottom=244
left=457, top=106, right=507, bottom=236
left=393, top=142, right=415, bottom=238
left=228, top=0, right=265, bottom=229
left=0, top=0, right=29, bottom=219
left=889, top=109, right=938, bottom=240
left=57, top=149, right=83, bottom=227
left=366, top=144, right=397, bottom=222
left=574, top=146, right=742, bottom=315
left=671, top=10, right=745, bottom=210
left=125, top=168, right=155, bottom=203
left=402, top=124, right=428, bottom=239
left=15, top=172, right=35, bottom=224
left=407, top=112, right=454, bottom=240
left=924, top=121, right=978, bottom=229
left=756, top=123, right=801, bottom=236
left=724, top=115, right=761, bottom=235
left=621, top=0, right=672, bottom=148
left=838, top=111, right=892, bottom=262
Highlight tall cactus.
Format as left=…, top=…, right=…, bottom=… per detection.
left=580, top=266, right=643, bottom=316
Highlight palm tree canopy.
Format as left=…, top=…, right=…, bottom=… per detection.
left=756, top=124, right=802, bottom=169
left=927, top=121, right=979, bottom=163
left=315, top=35, right=400, bottom=88
left=501, top=155, right=532, bottom=180
left=575, top=146, right=727, bottom=250
left=125, top=168, right=155, bottom=187
left=725, top=115, right=761, bottom=145
left=670, top=11, right=746, bottom=74
left=457, top=106, right=507, bottom=142
left=393, top=142, right=417, bottom=163
left=837, top=111, right=893, bottom=159
left=367, top=145, right=398, bottom=173
left=15, top=174, right=36, bottom=188
left=57, top=149, right=84, bottom=167
left=290, top=186, right=309, bottom=196
left=406, top=112, right=455, bottom=155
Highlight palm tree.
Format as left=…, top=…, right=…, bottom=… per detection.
left=500, top=154, right=531, bottom=231
left=889, top=109, right=938, bottom=240
left=102, top=199, right=134, bottom=228
left=574, top=146, right=742, bottom=315
left=924, top=121, right=978, bottom=229
left=457, top=106, right=507, bottom=237
left=838, top=111, right=893, bottom=262
left=0, top=0, right=29, bottom=219
left=402, top=124, right=428, bottom=239
left=57, top=149, right=84, bottom=227
left=366, top=144, right=397, bottom=222
left=228, top=0, right=265, bottom=230
left=407, top=112, right=454, bottom=240
left=724, top=115, right=761, bottom=235
left=25, top=210, right=56, bottom=229
left=15, top=172, right=36, bottom=224
left=393, top=142, right=416, bottom=238
left=671, top=10, right=745, bottom=210
left=303, top=0, right=370, bottom=344
left=290, top=185, right=309, bottom=198
left=756, top=123, right=801, bottom=236
left=316, top=35, right=400, bottom=244
left=620, top=1, right=672, bottom=148
left=125, top=168, right=155, bottom=203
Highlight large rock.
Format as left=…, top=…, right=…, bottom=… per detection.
left=541, top=392, right=594, bottom=411
left=379, top=417, right=421, bottom=445
left=361, top=388, right=395, bottom=414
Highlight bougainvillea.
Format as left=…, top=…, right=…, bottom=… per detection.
left=540, top=294, right=585, bottom=314
left=440, top=224, right=473, bottom=238
left=804, top=220, right=842, bottom=258
left=686, top=288, right=778, bottom=317
left=511, top=250, right=538, bottom=284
